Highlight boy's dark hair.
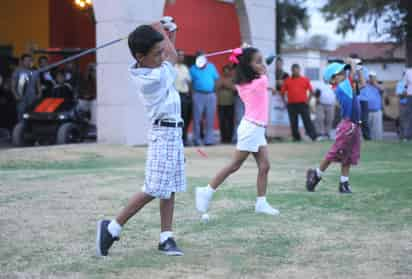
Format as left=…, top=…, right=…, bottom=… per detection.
left=20, top=53, right=32, bottom=61
left=128, top=25, right=164, bottom=59
left=291, top=64, right=300, bottom=70
left=234, top=47, right=260, bottom=85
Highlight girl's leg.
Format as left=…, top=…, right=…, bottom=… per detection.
left=252, top=146, right=279, bottom=215
left=252, top=146, right=271, bottom=197
left=196, top=150, right=249, bottom=213
left=116, top=192, right=155, bottom=225
left=209, top=150, right=250, bottom=189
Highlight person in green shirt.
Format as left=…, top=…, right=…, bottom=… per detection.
left=217, top=64, right=236, bottom=143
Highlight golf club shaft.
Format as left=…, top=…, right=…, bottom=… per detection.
left=204, top=49, right=234, bottom=57
left=36, top=37, right=127, bottom=73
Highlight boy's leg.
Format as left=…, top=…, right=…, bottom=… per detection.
left=160, top=193, right=175, bottom=233
left=96, top=192, right=154, bottom=257
left=252, top=146, right=279, bottom=215
left=116, top=192, right=155, bottom=225
left=339, top=164, right=352, bottom=193
left=306, top=159, right=331, bottom=192
left=196, top=150, right=249, bottom=213
left=158, top=193, right=183, bottom=256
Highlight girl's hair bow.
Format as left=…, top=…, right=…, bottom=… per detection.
left=229, top=48, right=243, bottom=64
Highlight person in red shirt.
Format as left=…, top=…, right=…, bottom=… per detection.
left=281, top=64, right=317, bottom=141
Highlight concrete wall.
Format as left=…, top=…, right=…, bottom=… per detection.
left=93, top=0, right=276, bottom=145
left=93, top=0, right=166, bottom=145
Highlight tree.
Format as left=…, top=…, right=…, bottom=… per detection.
left=321, top=0, right=412, bottom=66
left=304, top=34, right=330, bottom=50
left=276, top=0, right=310, bottom=54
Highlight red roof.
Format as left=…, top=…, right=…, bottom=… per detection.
left=330, top=42, right=405, bottom=61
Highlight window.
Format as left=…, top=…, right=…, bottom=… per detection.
left=304, top=67, right=320, bottom=80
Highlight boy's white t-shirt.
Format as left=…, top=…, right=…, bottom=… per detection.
left=129, top=61, right=182, bottom=123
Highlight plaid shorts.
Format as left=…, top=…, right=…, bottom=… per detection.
left=143, top=126, right=186, bottom=199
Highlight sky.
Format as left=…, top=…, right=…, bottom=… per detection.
left=295, top=1, right=376, bottom=49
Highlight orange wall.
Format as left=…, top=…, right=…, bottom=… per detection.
left=1, top=0, right=50, bottom=57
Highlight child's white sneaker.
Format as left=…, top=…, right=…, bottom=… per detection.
left=255, top=200, right=280, bottom=216
left=196, top=187, right=214, bottom=213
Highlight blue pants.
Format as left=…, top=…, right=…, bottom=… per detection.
left=192, top=92, right=216, bottom=145
left=232, top=95, right=245, bottom=143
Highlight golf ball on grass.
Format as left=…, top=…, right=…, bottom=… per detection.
left=201, top=213, right=209, bottom=223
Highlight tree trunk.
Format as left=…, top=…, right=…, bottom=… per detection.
left=402, top=0, right=412, bottom=67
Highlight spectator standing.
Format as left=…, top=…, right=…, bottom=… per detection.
left=52, top=70, right=74, bottom=101
left=396, top=71, right=409, bottom=140
left=314, top=81, right=336, bottom=139
left=216, top=65, right=236, bottom=143
left=281, top=64, right=317, bottom=141
left=38, top=56, right=55, bottom=98
left=365, top=71, right=384, bottom=140
left=64, top=62, right=80, bottom=96
left=190, top=52, right=219, bottom=146
left=359, top=68, right=371, bottom=140
left=275, top=57, right=289, bottom=91
left=232, top=87, right=245, bottom=144
left=11, top=54, right=34, bottom=121
left=399, top=68, right=412, bottom=141
left=174, top=50, right=192, bottom=145
left=78, top=63, right=97, bottom=124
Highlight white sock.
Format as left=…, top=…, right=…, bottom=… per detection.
left=340, top=176, right=349, bottom=183
left=256, top=196, right=267, bottom=204
left=108, top=219, right=122, bottom=238
left=160, top=231, right=173, bottom=244
left=206, top=184, right=216, bottom=195
left=316, top=168, right=323, bottom=178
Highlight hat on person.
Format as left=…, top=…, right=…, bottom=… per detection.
left=323, top=62, right=346, bottom=83
left=369, top=71, right=377, bottom=77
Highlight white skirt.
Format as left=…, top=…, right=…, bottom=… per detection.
left=236, top=119, right=267, bottom=153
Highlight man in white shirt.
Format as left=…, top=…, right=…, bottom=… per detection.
left=314, top=82, right=336, bottom=139
left=174, top=49, right=192, bottom=145
left=401, top=68, right=412, bottom=140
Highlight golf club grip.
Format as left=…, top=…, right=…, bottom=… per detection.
left=36, top=37, right=127, bottom=73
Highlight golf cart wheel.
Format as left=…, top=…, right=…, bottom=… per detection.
left=57, top=123, right=80, bottom=145
left=12, top=122, right=34, bottom=147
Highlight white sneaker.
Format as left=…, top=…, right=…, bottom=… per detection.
left=255, top=201, right=280, bottom=216
left=196, top=187, right=213, bottom=213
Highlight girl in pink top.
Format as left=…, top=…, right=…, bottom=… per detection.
left=196, top=47, right=279, bottom=217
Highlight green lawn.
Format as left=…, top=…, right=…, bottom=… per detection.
left=0, top=142, right=411, bottom=279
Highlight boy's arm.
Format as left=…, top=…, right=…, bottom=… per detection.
left=151, top=22, right=177, bottom=65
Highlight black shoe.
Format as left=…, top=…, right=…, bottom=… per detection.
left=306, top=169, right=321, bottom=192
left=339, top=182, right=352, bottom=194
left=158, top=237, right=184, bottom=256
left=96, top=220, right=119, bottom=256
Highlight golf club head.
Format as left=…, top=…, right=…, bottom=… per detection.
left=195, top=55, right=208, bottom=68
left=266, top=54, right=276, bottom=66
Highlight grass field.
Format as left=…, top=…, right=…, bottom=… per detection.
left=0, top=142, right=411, bottom=279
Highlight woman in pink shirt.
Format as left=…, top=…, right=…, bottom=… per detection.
left=195, top=47, right=279, bottom=217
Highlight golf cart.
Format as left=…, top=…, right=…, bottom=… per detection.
left=12, top=97, right=96, bottom=146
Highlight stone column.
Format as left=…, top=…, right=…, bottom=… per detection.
left=93, top=0, right=166, bottom=145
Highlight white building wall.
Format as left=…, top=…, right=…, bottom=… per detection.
left=93, top=0, right=166, bottom=145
